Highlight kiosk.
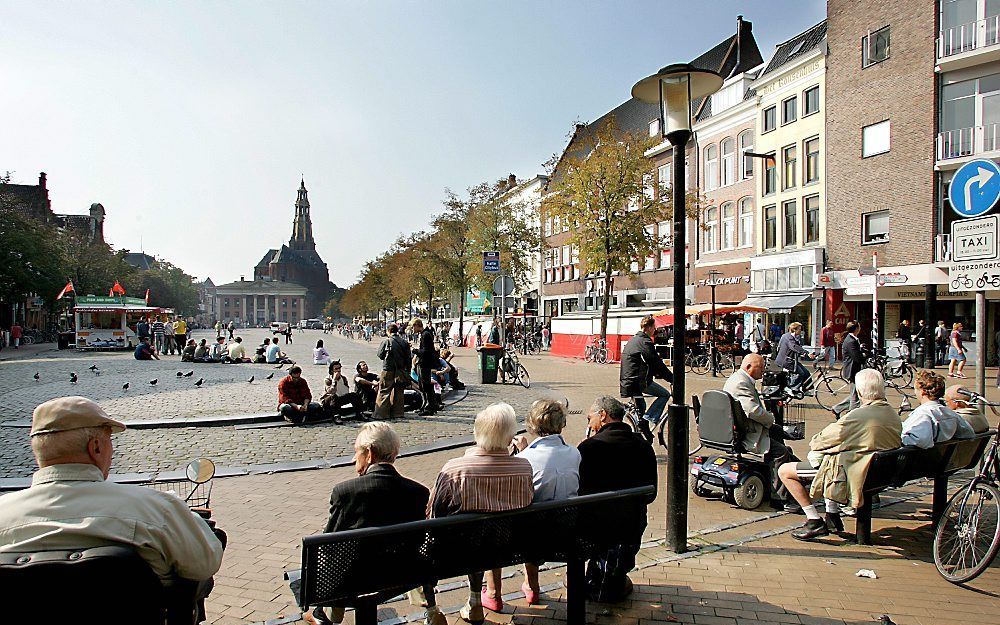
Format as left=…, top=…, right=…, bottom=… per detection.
left=74, top=295, right=173, bottom=350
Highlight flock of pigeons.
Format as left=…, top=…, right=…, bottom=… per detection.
left=32, top=362, right=287, bottom=392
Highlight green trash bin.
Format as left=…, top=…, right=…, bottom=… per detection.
left=478, top=346, right=502, bottom=384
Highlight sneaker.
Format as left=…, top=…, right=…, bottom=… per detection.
left=460, top=602, right=484, bottom=624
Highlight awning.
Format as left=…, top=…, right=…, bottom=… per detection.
left=737, top=293, right=811, bottom=313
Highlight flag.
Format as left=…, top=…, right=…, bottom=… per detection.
left=56, top=281, right=74, bottom=300
left=111, top=280, right=126, bottom=296
left=109, top=288, right=115, bottom=296
left=144, top=289, right=150, bottom=305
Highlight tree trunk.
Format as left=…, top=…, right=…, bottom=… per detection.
left=600, top=261, right=613, bottom=345
left=458, top=282, right=466, bottom=347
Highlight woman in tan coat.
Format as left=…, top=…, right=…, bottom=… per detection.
left=778, top=369, right=902, bottom=540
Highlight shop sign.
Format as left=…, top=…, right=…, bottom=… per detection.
left=951, top=215, right=999, bottom=262
left=948, top=259, right=1000, bottom=291
left=696, top=275, right=749, bottom=287
left=815, top=272, right=833, bottom=285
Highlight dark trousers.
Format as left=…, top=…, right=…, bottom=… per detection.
left=765, top=436, right=795, bottom=502
left=175, top=334, right=187, bottom=353
left=418, top=366, right=437, bottom=411
left=324, top=392, right=364, bottom=417
left=585, top=530, right=643, bottom=602
left=280, top=402, right=321, bottom=424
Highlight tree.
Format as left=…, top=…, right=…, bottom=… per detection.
left=421, top=197, right=476, bottom=342
left=543, top=117, right=700, bottom=343
left=0, top=211, right=66, bottom=315
left=463, top=178, right=540, bottom=295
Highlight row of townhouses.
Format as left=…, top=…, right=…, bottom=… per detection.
left=530, top=1, right=1000, bottom=364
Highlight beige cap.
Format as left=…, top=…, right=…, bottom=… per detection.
left=30, top=396, right=126, bottom=436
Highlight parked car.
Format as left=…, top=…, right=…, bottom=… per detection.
left=270, top=321, right=290, bottom=334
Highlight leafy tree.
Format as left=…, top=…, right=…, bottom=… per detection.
left=0, top=211, right=66, bottom=315
left=463, top=178, right=540, bottom=294
left=421, top=197, right=476, bottom=341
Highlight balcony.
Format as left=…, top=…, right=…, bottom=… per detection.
left=938, top=17, right=1000, bottom=71
left=936, top=124, right=1000, bottom=166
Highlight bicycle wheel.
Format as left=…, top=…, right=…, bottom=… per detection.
left=584, top=347, right=595, bottom=363
left=896, top=364, right=914, bottom=389
left=530, top=341, right=541, bottom=355
left=516, top=364, right=531, bottom=388
left=596, top=348, right=608, bottom=364
left=814, top=374, right=850, bottom=411
left=933, top=481, right=1000, bottom=584
left=691, top=354, right=710, bottom=375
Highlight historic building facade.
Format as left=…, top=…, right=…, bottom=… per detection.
left=214, top=277, right=308, bottom=326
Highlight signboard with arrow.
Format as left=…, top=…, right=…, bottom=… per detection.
left=949, top=158, right=1000, bottom=218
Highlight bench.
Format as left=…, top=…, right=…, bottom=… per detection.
left=295, top=485, right=655, bottom=625
left=855, top=430, right=996, bottom=545
left=0, top=544, right=200, bottom=624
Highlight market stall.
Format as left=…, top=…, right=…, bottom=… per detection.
left=74, top=296, right=173, bottom=350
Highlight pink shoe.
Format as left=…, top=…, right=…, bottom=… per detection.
left=521, top=582, right=540, bottom=605
left=481, top=589, right=503, bottom=612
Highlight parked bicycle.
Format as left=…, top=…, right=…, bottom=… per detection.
left=867, top=346, right=915, bottom=389
left=933, top=388, right=1000, bottom=584
left=584, top=337, right=608, bottom=364
left=499, top=347, right=530, bottom=388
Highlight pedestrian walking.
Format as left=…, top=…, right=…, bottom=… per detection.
left=284, top=325, right=293, bottom=344
left=948, top=322, right=967, bottom=378
left=215, top=321, right=222, bottom=338
left=475, top=324, right=483, bottom=347
left=10, top=322, right=22, bottom=349
left=375, top=323, right=411, bottom=419
left=227, top=320, right=235, bottom=340
left=896, top=319, right=912, bottom=363
left=162, top=318, right=175, bottom=354
left=819, top=320, right=836, bottom=367
left=173, top=317, right=187, bottom=356
left=934, top=320, right=949, bottom=366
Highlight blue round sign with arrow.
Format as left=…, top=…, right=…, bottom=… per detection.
left=949, top=158, right=1000, bottom=217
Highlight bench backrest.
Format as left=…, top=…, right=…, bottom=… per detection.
left=0, top=545, right=172, bottom=624
left=865, top=430, right=995, bottom=491
left=298, top=485, right=655, bottom=609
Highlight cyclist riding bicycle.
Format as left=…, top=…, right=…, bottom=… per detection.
left=774, top=322, right=813, bottom=391
left=620, top=315, right=673, bottom=443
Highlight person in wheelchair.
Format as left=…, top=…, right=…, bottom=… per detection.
left=620, top=315, right=673, bottom=443
left=775, top=322, right=814, bottom=391
left=777, top=369, right=902, bottom=540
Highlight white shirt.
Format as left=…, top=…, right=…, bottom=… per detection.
left=516, top=434, right=581, bottom=503
left=313, top=347, right=331, bottom=364
left=901, top=402, right=976, bottom=449
left=325, top=374, right=351, bottom=397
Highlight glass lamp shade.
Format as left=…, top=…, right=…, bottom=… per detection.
left=632, top=63, right=723, bottom=138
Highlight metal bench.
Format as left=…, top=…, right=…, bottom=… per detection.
left=856, top=430, right=996, bottom=544
left=296, top=485, right=656, bottom=625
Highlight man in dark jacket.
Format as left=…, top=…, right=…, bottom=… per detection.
left=374, top=324, right=411, bottom=419
left=410, top=319, right=440, bottom=416
left=833, top=321, right=865, bottom=417
left=306, top=422, right=445, bottom=625
left=578, top=396, right=657, bottom=603
left=619, top=315, right=673, bottom=442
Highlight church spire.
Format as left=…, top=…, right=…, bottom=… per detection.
left=290, top=177, right=314, bottom=250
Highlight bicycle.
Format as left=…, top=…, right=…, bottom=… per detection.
left=499, top=348, right=530, bottom=388
left=867, top=347, right=915, bottom=389
left=932, top=388, right=1000, bottom=584
left=584, top=337, right=608, bottom=364
left=806, top=360, right=852, bottom=412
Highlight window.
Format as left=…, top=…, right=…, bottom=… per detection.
left=805, top=195, right=820, bottom=244
left=657, top=164, right=671, bottom=196
left=763, top=106, right=776, bottom=133
left=763, top=153, right=777, bottom=195
left=804, top=85, right=820, bottom=115
left=788, top=265, right=801, bottom=289
left=738, top=197, right=753, bottom=247
left=782, top=96, right=798, bottom=125
left=649, top=119, right=660, bottom=137
left=544, top=249, right=553, bottom=269
left=764, top=205, right=777, bottom=250
left=721, top=202, right=735, bottom=249
left=224, top=298, right=230, bottom=306
left=862, top=120, right=891, bottom=157
left=657, top=220, right=671, bottom=246
left=804, top=137, right=820, bottom=183
left=543, top=217, right=551, bottom=237
left=643, top=174, right=655, bottom=201
left=782, top=145, right=797, bottom=190
left=704, top=207, right=718, bottom=253
left=562, top=245, right=570, bottom=266
left=644, top=225, right=656, bottom=270
left=739, top=130, right=754, bottom=179
left=863, top=210, right=889, bottom=244
left=765, top=268, right=776, bottom=290
left=862, top=26, right=890, bottom=67
left=801, top=265, right=814, bottom=287
left=704, top=144, right=719, bottom=190
left=783, top=200, right=797, bottom=247
left=721, top=138, right=735, bottom=186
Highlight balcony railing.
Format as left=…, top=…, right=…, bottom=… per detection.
left=937, top=123, right=1000, bottom=160
left=935, top=234, right=952, bottom=263
left=938, top=16, right=1000, bottom=58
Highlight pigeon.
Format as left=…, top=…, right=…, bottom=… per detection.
left=265, top=372, right=274, bottom=380
left=149, top=379, right=158, bottom=386
left=70, top=372, right=78, bottom=384
left=176, top=371, right=184, bottom=377
left=33, top=372, right=40, bottom=381
left=247, top=376, right=255, bottom=384
left=876, top=616, right=897, bottom=625
left=88, top=364, right=99, bottom=371
left=194, top=378, right=204, bottom=387
left=122, top=382, right=130, bottom=391
left=183, top=371, right=194, bottom=377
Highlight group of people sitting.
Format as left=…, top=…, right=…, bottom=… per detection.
left=722, top=351, right=990, bottom=540
left=306, top=395, right=657, bottom=625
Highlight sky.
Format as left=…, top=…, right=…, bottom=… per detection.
left=1, top=0, right=825, bottom=287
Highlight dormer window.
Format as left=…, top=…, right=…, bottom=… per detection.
left=649, top=119, right=660, bottom=137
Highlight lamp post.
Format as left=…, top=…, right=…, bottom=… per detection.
left=633, top=63, right=722, bottom=553
left=707, top=269, right=722, bottom=377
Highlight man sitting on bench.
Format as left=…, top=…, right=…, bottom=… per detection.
left=304, top=422, right=445, bottom=625
left=901, top=370, right=976, bottom=449
left=777, top=369, right=902, bottom=541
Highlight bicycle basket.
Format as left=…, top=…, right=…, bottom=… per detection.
left=781, top=403, right=807, bottom=441
left=146, top=479, right=212, bottom=508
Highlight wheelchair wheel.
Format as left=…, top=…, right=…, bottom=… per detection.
left=733, top=474, right=765, bottom=510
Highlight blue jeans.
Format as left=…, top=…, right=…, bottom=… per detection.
left=789, top=361, right=810, bottom=388
left=634, top=381, right=671, bottom=425
left=822, top=346, right=836, bottom=367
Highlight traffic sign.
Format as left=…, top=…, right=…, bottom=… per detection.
left=949, top=159, right=1000, bottom=217
left=858, top=266, right=876, bottom=276
left=948, top=259, right=1000, bottom=291
left=483, top=251, right=500, bottom=274
left=951, top=215, right=999, bottom=262
left=845, top=275, right=875, bottom=296
left=492, top=275, right=515, bottom=297
left=877, top=272, right=907, bottom=286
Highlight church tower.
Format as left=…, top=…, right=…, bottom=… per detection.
left=290, top=177, right=315, bottom=253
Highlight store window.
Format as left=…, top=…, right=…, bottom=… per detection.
left=721, top=138, right=735, bottom=186
left=783, top=200, right=798, bottom=247
left=805, top=195, right=820, bottom=243
left=764, top=205, right=777, bottom=250
left=782, top=144, right=797, bottom=190
left=704, top=207, right=718, bottom=253
left=738, top=197, right=753, bottom=247
left=862, top=25, right=890, bottom=67
left=739, top=130, right=754, bottom=178
left=863, top=210, right=890, bottom=244
left=721, top=202, right=735, bottom=249
left=765, top=268, right=776, bottom=290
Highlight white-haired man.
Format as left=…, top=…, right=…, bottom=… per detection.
left=778, top=369, right=902, bottom=541
left=428, top=403, right=533, bottom=622
left=306, top=422, right=445, bottom=625
left=0, top=397, right=224, bottom=592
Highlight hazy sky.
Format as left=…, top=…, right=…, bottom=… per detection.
left=1, top=0, right=825, bottom=287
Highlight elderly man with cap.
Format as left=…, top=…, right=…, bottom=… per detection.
left=0, top=397, right=224, bottom=593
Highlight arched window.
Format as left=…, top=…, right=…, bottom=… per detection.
left=739, top=130, right=754, bottom=179
left=704, top=207, right=718, bottom=253
left=721, top=138, right=735, bottom=186
left=704, top=144, right=718, bottom=191
left=721, top=202, right=735, bottom=249
left=738, top=196, right=753, bottom=247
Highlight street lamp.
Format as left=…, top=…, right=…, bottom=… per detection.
left=707, top=268, right=723, bottom=377
left=633, top=63, right=722, bottom=554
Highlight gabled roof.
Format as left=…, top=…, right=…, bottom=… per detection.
left=255, top=249, right=278, bottom=269
left=124, top=252, right=156, bottom=271
left=757, top=20, right=827, bottom=79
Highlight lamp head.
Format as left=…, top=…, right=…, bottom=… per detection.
left=632, top=63, right=723, bottom=145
